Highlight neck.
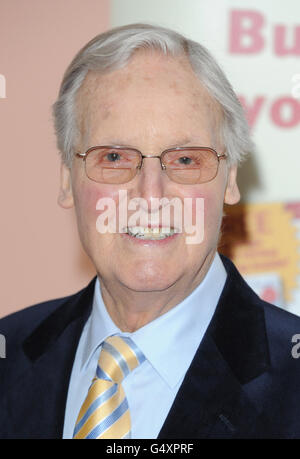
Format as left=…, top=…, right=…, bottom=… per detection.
left=98, top=251, right=216, bottom=332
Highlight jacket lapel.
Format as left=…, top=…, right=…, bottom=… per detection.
left=2, top=278, right=96, bottom=439
left=158, top=256, right=271, bottom=439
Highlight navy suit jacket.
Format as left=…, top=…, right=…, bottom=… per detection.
left=1, top=256, right=300, bottom=439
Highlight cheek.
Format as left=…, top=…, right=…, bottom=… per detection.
left=181, top=187, right=224, bottom=254
left=203, top=192, right=224, bottom=226
left=182, top=188, right=223, bottom=229
left=74, top=182, right=120, bottom=230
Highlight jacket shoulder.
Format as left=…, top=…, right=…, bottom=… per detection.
left=0, top=287, right=89, bottom=347
left=219, top=254, right=300, bottom=370
left=262, top=300, right=300, bottom=357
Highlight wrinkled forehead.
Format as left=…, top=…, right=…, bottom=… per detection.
left=75, top=51, right=223, bottom=147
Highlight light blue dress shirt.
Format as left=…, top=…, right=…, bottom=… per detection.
left=63, top=253, right=227, bottom=439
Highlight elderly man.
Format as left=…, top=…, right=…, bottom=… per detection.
left=1, top=23, right=300, bottom=440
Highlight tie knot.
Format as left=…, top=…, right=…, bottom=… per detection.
left=96, top=335, right=145, bottom=384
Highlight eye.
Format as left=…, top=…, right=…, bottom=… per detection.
left=163, top=149, right=209, bottom=170
left=177, top=156, right=193, bottom=165
left=173, top=153, right=199, bottom=167
left=106, top=152, right=121, bottom=162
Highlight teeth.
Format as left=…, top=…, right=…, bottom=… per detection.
left=126, top=226, right=178, bottom=240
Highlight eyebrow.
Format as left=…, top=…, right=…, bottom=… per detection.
left=91, top=137, right=199, bottom=149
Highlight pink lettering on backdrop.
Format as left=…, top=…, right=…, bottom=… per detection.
left=239, top=95, right=300, bottom=129
left=270, top=97, right=300, bottom=127
left=274, top=25, right=300, bottom=56
left=229, top=10, right=264, bottom=54
left=229, top=9, right=300, bottom=56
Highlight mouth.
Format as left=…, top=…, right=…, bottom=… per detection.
left=123, top=226, right=180, bottom=240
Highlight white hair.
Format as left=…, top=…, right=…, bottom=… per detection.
left=53, top=23, right=254, bottom=167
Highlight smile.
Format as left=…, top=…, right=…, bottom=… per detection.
left=125, top=226, right=180, bottom=240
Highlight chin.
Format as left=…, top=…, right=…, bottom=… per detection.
left=120, top=268, right=180, bottom=293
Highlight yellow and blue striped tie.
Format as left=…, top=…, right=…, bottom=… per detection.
left=73, top=335, right=145, bottom=439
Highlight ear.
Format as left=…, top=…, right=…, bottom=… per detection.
left=224, top=165, right=240, bottom=205
left=58, top=162, right=74, bottom=209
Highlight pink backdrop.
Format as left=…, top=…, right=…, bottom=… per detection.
left=0, top=0, right=110, bottom=317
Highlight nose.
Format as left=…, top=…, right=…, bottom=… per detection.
left=133, top=155, right=168, bottom=211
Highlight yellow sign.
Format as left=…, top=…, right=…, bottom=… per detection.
left=220, top=203, right=300, bottom=303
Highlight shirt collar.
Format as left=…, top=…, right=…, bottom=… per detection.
left=82, top=252, right=227, bottom=388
